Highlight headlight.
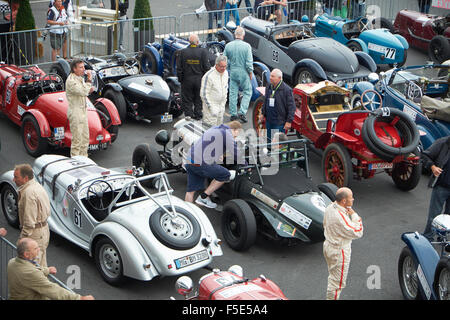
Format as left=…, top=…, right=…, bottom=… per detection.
left=344, top=96, right=349, bottom=103
left=336, top=80, right=344, bottom=87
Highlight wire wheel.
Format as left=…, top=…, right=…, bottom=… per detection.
left=437, top=267, right=450, bottom=300
left=398, top=246, right=421, bottom=300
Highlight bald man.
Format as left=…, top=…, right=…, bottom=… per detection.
left=176, top=33, right=211, bottom=120
left=323, top=187, right=363, bottom=300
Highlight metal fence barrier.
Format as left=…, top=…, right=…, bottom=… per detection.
left=0, top=235, right=73, bottom=300
left=256, top=0, right=317, bottom=24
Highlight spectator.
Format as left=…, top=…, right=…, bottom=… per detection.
left=258, top=69, right=295, bottom=143
left=65, top=59, right=95, bottom=157
left=418, top=0, right=431, bottom=14
left=0, top=227, right=7, bottom=237
left=238, top=0, right=253, bottom=14
left=201, top=55, right=229, bottom=126
left=47, top=0, right=69, bottom=61
left=13, top=164, right=51, bottom=268
left=8, top=238, right=95, bottom=300
left=254, top=0, right=274, bottom=20
left=205, top=0, right=226, bottom=41
left=225, top=0, right=240, bottom=26
left=421, top=136, right=450, bottom=241
left=176, top=34, right=210, bottom=120
left=323, top=187, right=363, bottom=300
left=111, top=0, right=129, bottom=52
left=184, top=121, right=244, bottom=208
left=49, top=0, right=74, bottom=23
left=223, top=26, right=253, bottom=123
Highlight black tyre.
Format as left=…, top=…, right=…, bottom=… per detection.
left=398, top=246, right=423, bottom=300
left=372, top=17, right=394, bottom=33
left=253, top=64, right=268, bottom=88
left=429, top=35, right=450, bottom=64
left=103, top=90, right=127, bottom=123
left=433, top=258, right=450, bottom=300
left=221, top=199, right=257, bottom=251
left=21, top=114, right=49, bottom=157
left=350, top=93, right=362, bottom=110
left=1, top=185, right=19, bottom=228
left=393, top=50, right=408, bottom=68
left=317, top=182, right=338, bottom=202
left=140, top=48, right=158, bottom=74
left=322, top=143, right=353, bottom=188
left=361, top=117, right=396, bottom=162
left=95, top=102, right=119, bottom=143
left=94, top=237, right=125, bottom=286
left=50, top=63, right=68, bottom=83
left=295, top=67, right=319, bottom=84
left=132, top=143, right=163, bottom=188
left=149, top=206, right=201, bottom=250
left=347, top=41, right=363, bottom=52
left=392, top=150, right=422, bottom=191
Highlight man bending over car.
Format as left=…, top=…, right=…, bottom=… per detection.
left=184, top=120, right=244, bottom=209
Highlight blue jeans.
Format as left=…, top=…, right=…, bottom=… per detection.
left=239, top=0, right=253, bottom=13
left=266, top=122, right=284, bottom=144
left=423, top=185, right=450, bottom=240
left=225, top=3, right=240, bottom=26
left=207, top=11, right=223, bottom=41
left=186, top=164, right=230, bottom=192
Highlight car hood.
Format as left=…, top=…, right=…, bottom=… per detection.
left=119, top=74, right=170, bottom=101
left=288, top=38, right=360, bottom=74
left=360, top=29, right=406, bottom=49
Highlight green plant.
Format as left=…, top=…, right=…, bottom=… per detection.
left=14, top=0, right=36, bottom=31
left=133, top=0, right=154, bottom=31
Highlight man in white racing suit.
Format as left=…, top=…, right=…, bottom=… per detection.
left=323, top=187, right=363, bottom=300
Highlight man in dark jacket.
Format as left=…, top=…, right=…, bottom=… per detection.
left=421, top=136, right=450, bottom=240
left=258, top=68, right=295, bottom=143
left=111, top=0, right=129, bottom=51
left=176, top=34, right=210, bottom=119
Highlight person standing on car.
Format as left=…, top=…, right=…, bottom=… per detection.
left=47, top=0, right=69, bottom=61
left=184, top=121, right=244, bottom=209
left=13, top=164, right=51, bottom=268
left=421, top=136, right=450, bottom=241
left=8, top=238, right=95, bottom=300
left=258, top=69, right=295, bottom=143
left=176, top=34, right=211, bottom=120
left=224, top=26, right=253, bottom=123
left=66, top=59, right=95, bottom=158
left=201, top=55, right=229, bottom=126
left=111, top=0, right=128, bottom=51
left=323, top=187, right=363, bottom=300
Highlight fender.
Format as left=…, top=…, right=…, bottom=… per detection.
left=394, top=34, right=409, bottom=50
left=346, top=38, right=368, bottom=53
left=0, top=170, right=17, bottom=193
left=294, top=59, right=327, bottom=81
left=94, top=98, right=121, bottom=125
left=142, top=44, right=164, bottom=77
left=416, top=124, right=440, bottom=151
left=90, top=222, right=159, bottom=281
left=401, top=232, right=440, bottom=300
left=433, top=120, right=450, bottom=137
left=101, top=82, right=122, bottom=95
left=54, top=57, right=70, bottom=78
left=217, top=28, right=234, bottom=43
left=352, top=81, right=375, bottom=95
left=354, top=51, right=377, bottom=73
left=22, top=110, right=51, bottom=138
left=165, top=76, right=180, bottom=89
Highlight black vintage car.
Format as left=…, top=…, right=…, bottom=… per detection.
left=51, top=53, right=182, bottom=123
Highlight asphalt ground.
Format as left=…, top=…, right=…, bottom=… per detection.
left=0, top=0, right=443, bottom=301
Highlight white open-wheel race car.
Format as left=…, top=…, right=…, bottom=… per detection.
left=0, top=155, right=222, bottom=285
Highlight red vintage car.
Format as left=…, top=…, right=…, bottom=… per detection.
left=0, top=63, right=121, bottom=157
left=172, top=265, right=287, bottom=300
left=253, top=81, right=422, bottom=190
left=393, top=9, right=450, bottom=63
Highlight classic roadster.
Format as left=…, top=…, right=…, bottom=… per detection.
left=0, top=63, right=120, bottom=157
left=394, top=9, right=450, bottom=64
left=0, top=155, right=222, bottom=285
left=217, top=16, right=377, bottom=88
left=351, top=63, right=450, bottom=151
left=51, top=53, right=182, bottom=123
left=315, top=14, right=409, bottom=67
left=172, top=265, right=287, bottom=300
left=132, top=119, right=338, bottom=251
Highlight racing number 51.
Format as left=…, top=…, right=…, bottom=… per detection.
left=74, top=209, right=82, bottom=228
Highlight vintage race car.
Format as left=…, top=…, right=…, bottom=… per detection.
left=315, top=14, right=409, bottom=67
left=132, top=119, right=338, bottom=251
left=217, top=16, right=377, bottom=88
left=394, top=9, right=450, bottom=64
left=351, top=63, right=450, bottom=151
left=51, top=53, right=182, bottom=123
left=0, top=155, right=222, bottom=285
left=0, top=63, right=120, bottom=157
left=172, top=265, right=287, bottom=300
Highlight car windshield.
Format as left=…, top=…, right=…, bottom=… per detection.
left=271, top=24, right=314, bottom=48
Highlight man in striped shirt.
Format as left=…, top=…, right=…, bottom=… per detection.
left=323, top=187, right=363, bottom=300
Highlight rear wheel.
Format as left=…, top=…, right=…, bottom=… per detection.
left=434, top=258, right=450, bottom=300
left=50, top=63, right=67, bottom=83
left=95, top=102, right=119, bottom=143
left=347, top=41, right=363, bottom=52
left=398, top=246, right=422, bottom=300
left=103, top=89, right=127, bottom=123
left=372, top=17, right=394, bottom=32
left=429, top=35, right=450, bottom=64
left=322, top=143, right=353, bottom=188
left=21, top=114, right=48, bottom=157
left=391, top=150, right=421, bottom=191
left=132, top=144, right=163, bottom=188
left=317, top=183, right=338, bottom=202
left=1, top=185, right=19, bottom=228
left=94, top=237, right=125, bottom=286
left=140, top=48, right=158, bottom=74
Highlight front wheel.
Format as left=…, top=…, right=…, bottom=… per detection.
left=322, top=143, right=353, bottom=188
left=132, top=144, right=163, bottom=188
left=434, top=258, right=450, bottom=300
left=103, top=90, right=127, bottom=123
left=398, top=246, right=422, bottom=300
left=94, top=237, right=125, bottom=286
left=1, top=185, right=19, bottom=228
left=429, top=35, right=450, bottom=64
left=347, top=41, right=363, bottom=52
left=295, top=67, right=319, bottom=85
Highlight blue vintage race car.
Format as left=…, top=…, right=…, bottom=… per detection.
left=315, top=14, right=409, bottom=67
left=351, top=64, right=450, bottom=151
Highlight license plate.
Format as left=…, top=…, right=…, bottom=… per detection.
left=174, top=250, right=209, bottom=269
left=369, top=162, right=393, bottom=170
left=88, top=142, right=108, bottom=151
left=161, top=112, right=173, bottom=123
left=54, top=127, right=64, bottom=140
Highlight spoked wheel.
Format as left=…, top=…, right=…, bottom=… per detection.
left=252, top=95, right=266, bottom=138
left=434, top=258, right=450, bottom=300
left=295, top=67, right=319, bottom=85
left=322, top=143, right=353, bottom=188
left=94, top=237, right=125, bottom=286
left=347, top=41, right=363, bottom=52
left=1, top=185, right=19, bottom=228
left=132, top=144, right=163, bottom=188
left=428, top=35, right=450, bottom=64
left=391, top=151, right=421, bottom=191
left=123, top=57, right=141, bottom=75
left=398, top=246, right=422, bottom=300
left=21, top=114, right=48, bottom=157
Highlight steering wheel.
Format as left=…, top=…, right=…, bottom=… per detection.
left=360, top=89, right=383, bottom=111
left=39, top=73, right=64, bottom=93
left=357, top=17, right=371, bottom=33
left=123, top=57, right=141, bottom=75
left=86, top=180, right=114, bottom=211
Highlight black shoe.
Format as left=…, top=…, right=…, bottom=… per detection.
left=230, top=115, right=238, bottom=121
left=238, top=113, right=248, bottom=123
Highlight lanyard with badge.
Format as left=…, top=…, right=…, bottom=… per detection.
left=268, top=80, right=282, bottom=107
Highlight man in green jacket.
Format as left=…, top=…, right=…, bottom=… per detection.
left=7, top=238, right=94, bottom=300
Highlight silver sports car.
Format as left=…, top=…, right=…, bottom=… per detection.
left=0, top=155, right=222, bottom=285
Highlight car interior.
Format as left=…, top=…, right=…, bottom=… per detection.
left=272, top=25, right=313, bottom=48
left=16, top=73, right=64, bottom=105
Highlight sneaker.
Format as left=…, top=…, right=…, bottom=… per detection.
left=195, top=195, right=217, bottom=209
left=230, top=115, right=238, bottom=121
left=238, top=113, right=248, bottom=123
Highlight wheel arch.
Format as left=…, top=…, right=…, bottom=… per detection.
left=22, top=110, right=52, bottom=138
left=94, top=97, right=122, bottom=125
left=293, top=59, right=327, bottom=82
left=141, top=44, right=164, bottom=77
left=347, top=38, right=369, bottom=53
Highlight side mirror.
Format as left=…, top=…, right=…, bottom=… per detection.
left=175, top=276, right=193, bottom=297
